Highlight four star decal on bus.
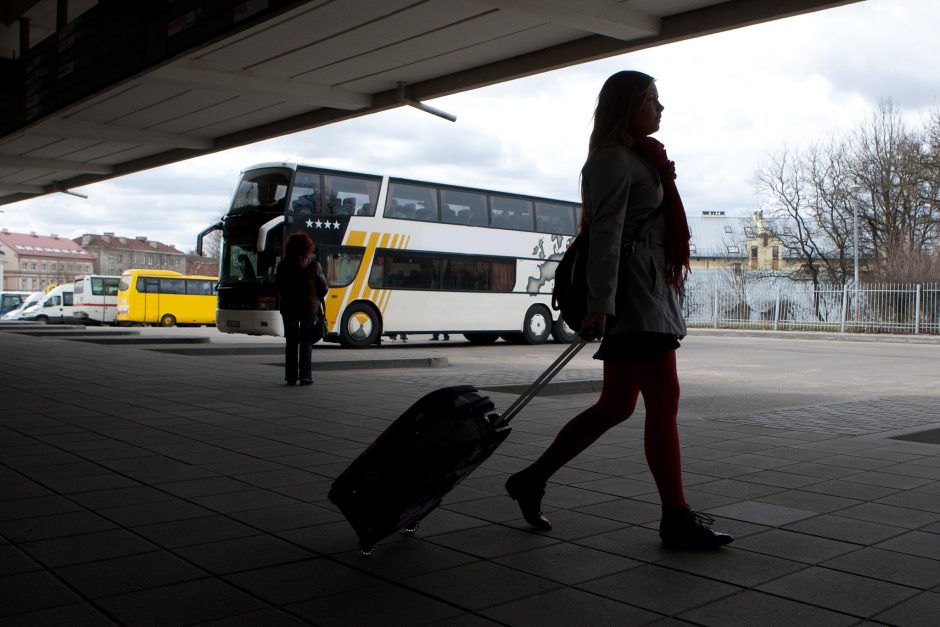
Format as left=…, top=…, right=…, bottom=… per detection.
left=306, top=219, right=341, bottom=229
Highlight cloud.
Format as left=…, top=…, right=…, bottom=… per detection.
left=5, top=0, right=937, bottom=248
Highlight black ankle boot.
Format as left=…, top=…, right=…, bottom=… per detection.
left=660, top=505, right=734, bottom=549
left=505, top=471, right=552, bottom=531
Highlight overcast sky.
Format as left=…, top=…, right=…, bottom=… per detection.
left=3, top=0, right=938, bottom=252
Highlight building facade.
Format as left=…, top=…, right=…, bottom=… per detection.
left=686, top=210, right=797, bottom=286
left=74, top=233, right=186, bottom=276
left=0, top=229, right=94, bottom=292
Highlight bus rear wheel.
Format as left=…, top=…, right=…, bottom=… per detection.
left=160, top=314, right=176, bottom=327
left=463, top=332, right=499, bottom=345
left=522, top=305, right=551, bottom=345
left=340, top=302, right=381, bottom=348
left=551, top=317, right=579, bottom=343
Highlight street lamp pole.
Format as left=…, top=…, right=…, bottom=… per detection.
left=849, top=185, right=861, bottom=320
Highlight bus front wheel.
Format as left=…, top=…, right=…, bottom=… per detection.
left=160, top=314, right=176, bottom=327
left=340, top=303, right=381, bottom=348
left=522, top=306, right=551, bottom=345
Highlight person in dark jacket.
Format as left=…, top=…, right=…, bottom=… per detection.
left=505, top=71, right=733, bottom=550
left=275, top=232, right=328, bottom=386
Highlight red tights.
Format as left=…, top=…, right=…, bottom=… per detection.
left=526, top=350, right=687, bottom=511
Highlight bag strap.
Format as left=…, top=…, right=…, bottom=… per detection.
left=622, top=206, right=662, bottom=256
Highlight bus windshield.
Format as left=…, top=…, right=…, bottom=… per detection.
left=219, top=214, right=282, bottom=286
left=230, top=168, right=292, bottom=214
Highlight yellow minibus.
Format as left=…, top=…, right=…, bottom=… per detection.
left=116, top=269, right=217, bottom=327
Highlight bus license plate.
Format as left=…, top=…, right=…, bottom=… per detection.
left=227, top=320, right=240, bottom=328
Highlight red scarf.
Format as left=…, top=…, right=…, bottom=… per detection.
left=633, top=136, right=691, bottom=289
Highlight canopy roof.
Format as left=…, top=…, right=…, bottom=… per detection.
left=0, top=0, right=860, bottom=206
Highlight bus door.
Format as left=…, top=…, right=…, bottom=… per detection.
left=140, top=276, right=162, bottom=323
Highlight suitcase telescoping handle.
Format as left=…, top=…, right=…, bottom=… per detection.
left=500, top=339, right=588, bottom=424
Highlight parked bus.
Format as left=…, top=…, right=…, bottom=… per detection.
left=116, top=270, right=218, bottom=327
left=197, top=163, right=581, bottom=347
left=73, top=275, right=121, bottom=324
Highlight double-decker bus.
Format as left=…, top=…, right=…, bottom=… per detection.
left=116, top=269, right=218, bottom=327
left=197, top=163, right=581, bottom=347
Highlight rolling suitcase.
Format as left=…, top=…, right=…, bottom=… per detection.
left=328, top=340, right=587, bottom=554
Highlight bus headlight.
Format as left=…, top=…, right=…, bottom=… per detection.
left=256, top=296, right=277, bottom=310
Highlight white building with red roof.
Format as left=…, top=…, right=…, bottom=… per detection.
left=0, top=229, right=94, bottom=292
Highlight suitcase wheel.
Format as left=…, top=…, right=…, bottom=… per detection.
left=401, top=522, right=420, bottom=534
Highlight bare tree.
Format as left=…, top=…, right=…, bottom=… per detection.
left=850, top=100, right=939, bottom=281
left=754, top=100, right=940, bottom=287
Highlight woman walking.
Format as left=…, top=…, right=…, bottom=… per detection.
left=506, top=71, right=733, bottom=549
left=275, top=232, right=328, bottom=386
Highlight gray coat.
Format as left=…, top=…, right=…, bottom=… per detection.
left=583, top=145, right=687, bottom=337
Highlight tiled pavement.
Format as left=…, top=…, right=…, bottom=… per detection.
left=1, top=326, right=940, bottom=626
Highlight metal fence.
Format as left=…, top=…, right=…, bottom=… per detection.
left=684, top=282, right=940, bottom=335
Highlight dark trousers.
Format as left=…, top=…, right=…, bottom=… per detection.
left=282, top=314, right=316, bottom=382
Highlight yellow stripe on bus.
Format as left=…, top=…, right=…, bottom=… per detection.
left=349, top=231, right=380, bottom=304
left=364, top=232, right=393, bottom=303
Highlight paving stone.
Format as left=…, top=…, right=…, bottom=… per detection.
left=97, top=498, right=216, bottom=527
left=803, top=479, right=900, bottom=501
left=573, top=497, right=663, bottom=525
left=193, top=607, right=311, bottom=626
left=784, top=514, right=908, bottom=545
left=0, top=545, right=41, bottom=576
left=288, top=580, right=464, bottom=624
left=708, top=500, right=818, bottom=526
left=834, top=502, right=940, bottom=528
left=493, top=541, right=642, bottom=585
left=692, top=478, right=786, bottom=500
left=0, top=570, right=81, bottom=616
left=656, top=547, right=805, bottom=587
left=133, top=514, right=259, bottom=548
left=228, top=501, right=345, bottom=532
left=0, top=510, right=117, bottom=543
left=53, top=550, right=208, bottom=598
left=755, top=489, right=861, bottom=513
left=174, top=534, right=313, bottom=574
left=678, top=590, right=857, bottom=627
left=876, top=530, right=940, bottom=560
left=335, top=537, right=480, bottom=580
left=482, top=586, right=659, bottom=626
left=226, top=557, right=383, bottom=605
left=731, top=529, right=857, bottom=564
left=876, top=490, right=940, bottom=513
left=872, top=591, right=940, bottom=626
left=190, top=489, right=301, bottom=513
left=20, top=528, right=158, bottom=568
left=820, top=547, right=940, bottom=589
left=97, top=578, right=269, bottom=625
left=0, top=495, right=83, bottom=522
left=579, top=564, right=741, bottom=614
left=425, top=522, right=560, bottom=559
left=0, top=602, right=118, bottom=626
left=757, top=566, right=919, bottom=618
left=402, top=561, right=563, bottom=611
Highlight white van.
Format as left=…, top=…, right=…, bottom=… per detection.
left=73, top=275, right=121, bottom=325
left=0, top=291, right=32, bottom=316
left=1, top=291, right=44, bottom=320
left=23, top=284, right=79, bottom=324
